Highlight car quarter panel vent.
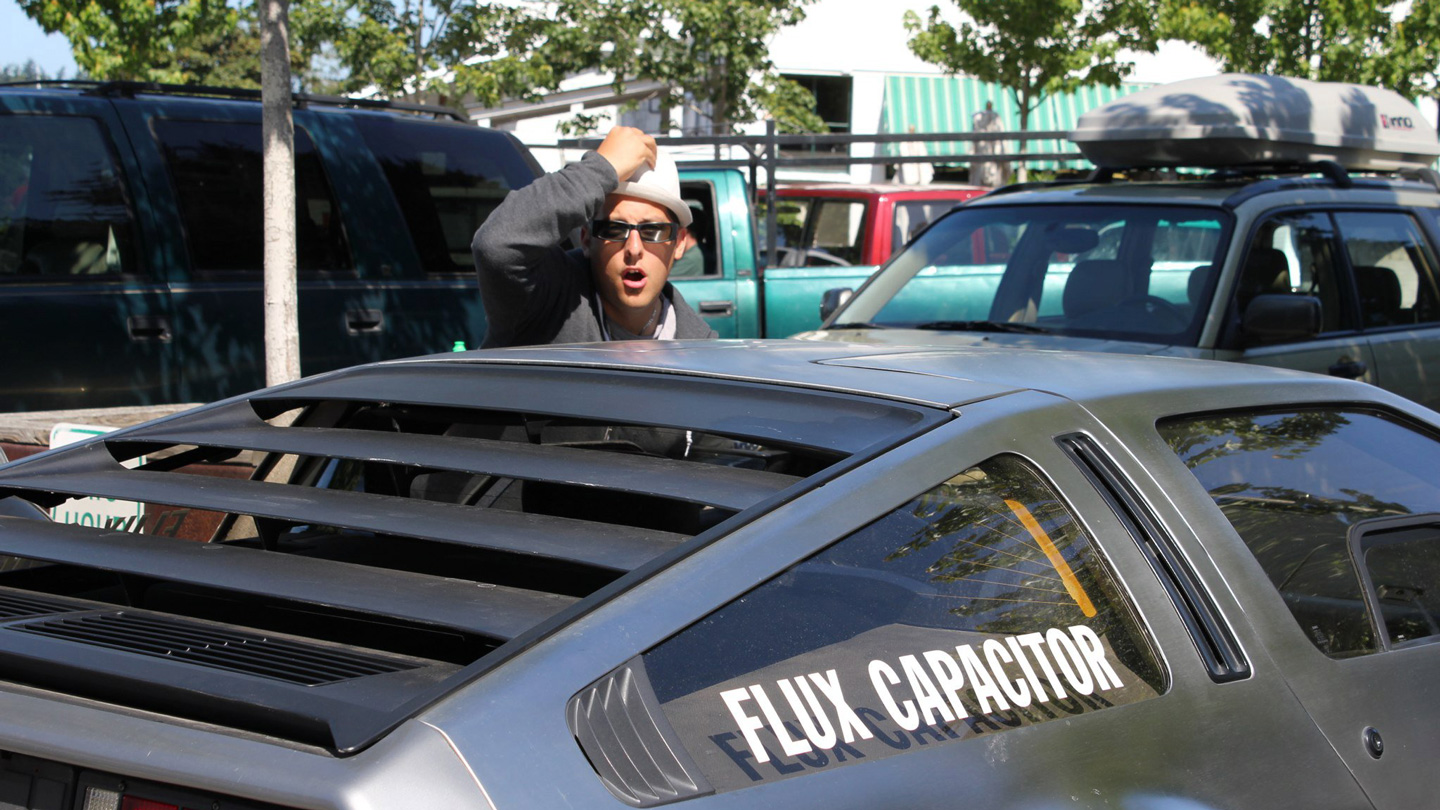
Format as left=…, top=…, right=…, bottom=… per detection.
left=569, top=659, right=713, bottom=807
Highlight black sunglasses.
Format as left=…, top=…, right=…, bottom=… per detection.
left=591, top=220, right=680, bottom=243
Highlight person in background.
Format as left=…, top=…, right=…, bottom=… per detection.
left=472, top=126, right=718, bottom=347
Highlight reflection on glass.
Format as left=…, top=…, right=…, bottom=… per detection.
left=642, top=455, right=1162, bottom=792
left=353, top=117, right=533, bottom=274
left=155, top=121, right=350, bottom=274
left=1161, top=409, right=1440, bottom=657
left=0, top=116, right=136, bottom=278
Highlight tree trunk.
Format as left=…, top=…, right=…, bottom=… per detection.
left=261, top=0, right=300, bottom=387
left=1016, top=87, right=1031, bottom=183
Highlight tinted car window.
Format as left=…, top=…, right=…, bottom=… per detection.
left=352, top=117, right=534, bottom=275
left=1161, top=409, right=1440, bottom=657
left=154, top=120, right=351, bottom=275
left=1334, top=211, right=1440, bottom=328
left=0, top=116, right=137, bottom=280
left=641, top=454, right=1163, bottom=791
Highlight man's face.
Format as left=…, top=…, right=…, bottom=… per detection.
left=585, top=195, right=688, bottom=330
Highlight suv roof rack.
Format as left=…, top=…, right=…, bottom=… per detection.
left=978, top=159, right=1440, bottom=208
left=0, top=79, right=467, bottom=122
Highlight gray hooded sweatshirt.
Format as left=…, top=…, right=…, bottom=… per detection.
left=472, top=151, right=718, bottom=348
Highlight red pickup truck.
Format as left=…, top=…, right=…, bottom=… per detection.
left=760, top=182, right=987, bottom=267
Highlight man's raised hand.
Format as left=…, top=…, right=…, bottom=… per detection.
left=596, top=127, right=657, bottom=182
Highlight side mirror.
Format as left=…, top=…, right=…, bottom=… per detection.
left=1242, top=293, right=1321, bottom=345
left=820, top=288, right=854, bottom=322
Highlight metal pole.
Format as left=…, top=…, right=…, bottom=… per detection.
left=764, top=119, right=779, bottom=269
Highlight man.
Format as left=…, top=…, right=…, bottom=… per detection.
left=473, top=126, right=718, bottom=347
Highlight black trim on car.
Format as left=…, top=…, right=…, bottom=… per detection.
left=1059, top=433, right=1251, bottom=683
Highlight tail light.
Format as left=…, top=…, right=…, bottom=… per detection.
left=82, top=786, right=180, bottom=810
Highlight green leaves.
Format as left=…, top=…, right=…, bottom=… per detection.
left=553, top=0, right=820, bottom=134
left=1158, top=0, right=1440, bottom=94
left=14, top=0, right=817, bottom=132
left=904, top=0, right=1156, bottom=135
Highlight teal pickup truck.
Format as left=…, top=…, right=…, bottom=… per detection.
left=669, top=168, right=876, bottom=339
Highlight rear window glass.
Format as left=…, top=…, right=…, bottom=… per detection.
left=1160, top=409, right=1440, bottom=657
left=353, top=117, right=535, bottom=274
left=639, top=454, right=1163, bottom=792
left=0, top=115, right=138, bottom=280
left=154, top=120, right=351, bottom=275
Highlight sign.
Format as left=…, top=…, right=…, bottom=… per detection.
left=48, top=423, right=144, bottom=532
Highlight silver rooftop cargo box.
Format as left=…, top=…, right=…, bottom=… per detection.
left=1070, top=74, right=1440, bottom=171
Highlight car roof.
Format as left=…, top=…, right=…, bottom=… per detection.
left=423, top=339, right=1360, bottom=409
left=962, top=175, right=1440, bottom=208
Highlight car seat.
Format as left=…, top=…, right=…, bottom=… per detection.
left=1236, top=247, right=1291, bottom=313
left=1062, top=259, right=1127, bottom=318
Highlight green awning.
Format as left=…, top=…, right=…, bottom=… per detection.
left=881, top=75, right=1153, bottom=170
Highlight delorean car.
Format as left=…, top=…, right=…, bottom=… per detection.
left=0, top=340, right=1434, bottom=809
left=805, top=74, right=1440, bottom=412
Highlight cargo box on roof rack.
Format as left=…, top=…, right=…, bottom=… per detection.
left=1069, top=73, right=1440, bottom=171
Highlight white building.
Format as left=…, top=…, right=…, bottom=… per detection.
left=468, top=0, right=1221, bottom=179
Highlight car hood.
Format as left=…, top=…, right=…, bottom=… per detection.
left=791, top=327, right=1177, bottom=355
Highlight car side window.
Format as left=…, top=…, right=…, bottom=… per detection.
left=671, top=180, right=719, bottom=278
left=1160, top=409, right=1440, bottom=657
left=637, top=454, right=1163, bottom=792
left=154, top=120, right=352, bottom=275
left=1238, top=213, right=1347, bottom=332
left=0, top=115, right=138, bottom=280
left=805, top=200, right=866, bottom=265
left=352, top=117, right=534, bottom=275
left=758, top=197, right=808, bottom=254
left=891, top=200, right=954, bottom=255
left=1333, top=211, right=1440, bottom=328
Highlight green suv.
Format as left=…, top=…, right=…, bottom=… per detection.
left=802, top=74, right=1440, bottom=412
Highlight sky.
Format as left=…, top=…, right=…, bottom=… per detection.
left=3, top=0, right=81, bottom=77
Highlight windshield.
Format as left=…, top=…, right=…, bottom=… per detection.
left=833, top=203, right=1232, bottom=344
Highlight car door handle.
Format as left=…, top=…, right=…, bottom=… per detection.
left=1329, top=359, right=1368, bottom=379
left=698, top=300, right=735, bottom=317
left=127, top=315, right=171, bottom=342
left=345, top=308, right=385, bottom=334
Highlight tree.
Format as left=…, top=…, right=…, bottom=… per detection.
left=16, top=0, right=325, bottom=87
left=261, top=0, right=299, bottom=386
left=306, top=0, right=566, bottom=107
left=552, top=0, right=825, bottom=135
left=0, top=60, right=80, bottom=82
left=903, top=0, right=1157, bottom=164
left=1160, top=0, right=1440, bottom=95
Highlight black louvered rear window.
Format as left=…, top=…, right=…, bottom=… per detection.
left=0, top=358, right=948, bottom=751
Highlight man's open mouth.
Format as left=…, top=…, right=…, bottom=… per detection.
left=621, top=269, right=647, bottom=290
